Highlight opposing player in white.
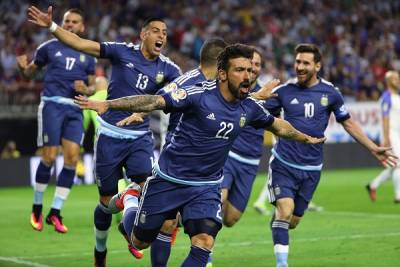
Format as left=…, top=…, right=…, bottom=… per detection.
left=366, top=70, right=400, bottom=203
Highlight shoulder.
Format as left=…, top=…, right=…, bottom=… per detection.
left=380, top=90, right=391, bottom=103
left=272, top=78, right=297, bottom=93
left=102, top=41, right=138, bottom=50
left=174, top=68, right=202, bottom=86
left=159, top=54, right=181, bottom=72
left=319, top=78, right=342, bottom=94
left=36, top=38, right=58, bottom=51
left=245, top=97, right=270, bottom=115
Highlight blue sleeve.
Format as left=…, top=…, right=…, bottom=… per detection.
left=162, top=86, right=196, bottom=113
left=330, top=89, right=351, bottom=122
left=248, top=99, right=275, bottom=129
left=87, top=56, right=97, bottom=75
left=100, top=42, right=121, bottom=61
left=168, top=64, right=182, bottom=82
left=157, top=81, right=179, bottom=95
left=380, top=91, right=391, bottom=118
left=265, top=94, right=282, bottom=117
left=33, top=42, right=48, bottom=67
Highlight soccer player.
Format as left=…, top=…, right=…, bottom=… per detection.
left=258, top=44, right=397, bottom=267
left=366, top=70, right=400, bottom=203
left=117, top=37, right=228, bottom=267
left=27, top=6, right=181, bottom=267
left=75, top=43, right=326, bottom=267
left=17, top=8, right=96, bottom=234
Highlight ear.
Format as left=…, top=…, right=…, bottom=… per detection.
left=140, top=30, right=146, bottom=41
left=218, top=69, right=227, bottom=82
left=80, top=24, right=85, bottom=34
left=315, top=62, right=321, bottom=72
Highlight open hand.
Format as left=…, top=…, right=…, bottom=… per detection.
left=116, top=113, right=145, bottom=126
left=74, top=95, right=109, bottom=115
left=251, top=79, right=280, bottom=100
left=16, top=55, right=28, bottom=70
left=305, top=136, right=327, bottom=145
left=28, top=6, right=53, bottom=28
left=372, top=146, right=398, bottom=168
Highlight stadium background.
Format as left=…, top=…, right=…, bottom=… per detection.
left=0, top=1, right=399, bottom=267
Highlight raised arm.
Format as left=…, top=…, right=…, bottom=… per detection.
left=16, top=55, right=39, bottom=80
left=75, top=95, right=166, bottom=115
left=265, top=117, right=326, bottom=144
left=28, top=6, right=100, bottom=57
left=341, top=117, right=397, bottom=167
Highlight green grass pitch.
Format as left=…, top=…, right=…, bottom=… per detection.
left=0, top=168, right=399, bottom=267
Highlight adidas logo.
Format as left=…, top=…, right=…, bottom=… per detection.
left=290, top=98, right=299, bottom=104
left=126, top=63, right=135, bottom=69
left=206, top=113, right=216, bottom=120
left=55, top=51, right=62, bottom=57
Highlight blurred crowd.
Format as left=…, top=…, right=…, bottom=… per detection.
left=1, top=0, right=400, bottom=107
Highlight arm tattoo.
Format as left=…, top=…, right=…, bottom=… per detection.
left=108, top=95, right=166, bottom=112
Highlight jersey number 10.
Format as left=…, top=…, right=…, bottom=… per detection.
left=304, top=103, right=314, bottom=118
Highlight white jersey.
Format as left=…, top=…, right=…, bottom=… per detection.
left=381, top=90, right=400, bottom=157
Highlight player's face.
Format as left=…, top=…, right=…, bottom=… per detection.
left=61, top=12, right=84, bottom=34
left=251, top=52, right=262, bottom=85
left=295, top=52, right=321, bottom=87
left=391, top=72, right=400, bottom=89
left=141, top=21, right=167, bottom=59
left=226, top=57, right=252, bottom=100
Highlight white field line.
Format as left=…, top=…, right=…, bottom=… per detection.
left=0, top=256, right=50, bottom=267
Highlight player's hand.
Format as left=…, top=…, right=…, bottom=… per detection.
left=251, top=79, right=280, bottom=100
left=28, top=6, right=53, bottom=28
left=116, top=113, right=145, bottom=126
left=16, top=55, right=28, bottom=70
left=74, top=80, right=88, bottom=94
left=74, top=95, right=109, bottom=115
left=372, top=146, right=398, bottom=168
left=305, top=136, right=326, bottom=144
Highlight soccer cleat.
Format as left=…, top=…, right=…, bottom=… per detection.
left=253, top=201, right=271, bottom=216
left=365, top=184, right=377, bottom=202
left=46, top=213, right=68, bottom=233
left=171, top=227, right=179, bottom=245
left=30, top=212, right=43, bottom=231
left=94, top=248, right=107, bottom=267
left=108, top=183, right=141, bottom=214
left=307, top=202, right=324, bottom=212
left=118, top=222, right=144, bottom=259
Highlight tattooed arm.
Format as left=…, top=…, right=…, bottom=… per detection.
left=75, top=95, right=166, bottom=115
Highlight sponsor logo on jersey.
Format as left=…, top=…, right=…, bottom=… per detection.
left=164, top=82, right=177, bottom=93
left=171, top=88, right=187, bottom=102
left=206, top=113, right=216, bottom=120
left=80, top=54, right=85, bottom=62
left=125, top=63, right=134, bottom=69
left=320, top=94, right=329, bottom=106
left=239, top=114, right=246, bottom=127
left=290, top=98, right=299, bottom=104
left=55, top=51, right=62, bottom=57
left=156, top=72, right=164, bottom=84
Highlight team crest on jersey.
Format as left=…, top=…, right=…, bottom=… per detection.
left=164, top=82, right=178, bottom=93
left=171, top=88, right=187, bottom=102
left=156, top=72, right=164, bottom=84
left=320, top=94, right=329, bottom=106
left=80, top=54, right=85, bottom=62
left=239, top=114, right=246, bottom=127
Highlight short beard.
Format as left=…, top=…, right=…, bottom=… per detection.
left=228, top=80, right=248, bottom=100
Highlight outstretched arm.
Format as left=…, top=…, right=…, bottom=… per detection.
left=265, top=118, right=326, bottom=144
left=341, top=118, right=397, bottom=167
left=75, top=95, right=166, bottom=115
left=28, top=6, right=100, bottom=57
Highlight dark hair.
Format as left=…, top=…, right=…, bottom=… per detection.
left=200, top=38, right=228, bottom=66
left=295, top=43, right=322, bottom=63
left=65, top=8, right=84, bottom=21
left=251, top=46, right=264, bottom=66
left=217, top=43, right=254, bottom=72
left=142, top=17, right=166, bottom=30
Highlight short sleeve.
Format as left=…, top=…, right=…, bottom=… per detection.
left=330, top=88, right=351, bottom=122
left=380, top=91, right=391, bottom=118
left=162, top=86, right=198, bottom=113
left=33, top=43, right=48, bottom=67
left=87, top=56, right=97, bottom=75
left=248, top=98, right=275, bottom=129
left=265, top=92, right=282, bottom=117
left=100, top=42, right=122, bottom=60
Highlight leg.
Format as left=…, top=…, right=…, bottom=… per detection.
left=367, top=168, right=393, bottom=201
left=392, top=167, right=400, bottom=202
left=221, top=188, right=243, bottom=227
left=150, top=218, right=178, bottom=267
left=254, top=178, right=271, bottom=215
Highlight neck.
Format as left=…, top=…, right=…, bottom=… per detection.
left=303, top=76, right=319, bottom=88
left=200, top=64, right=217, bottom=80
left=219, top=82, right=237, bottom=103
left=140, top=44, right=157, bottom=61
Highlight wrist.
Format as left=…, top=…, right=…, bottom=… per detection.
left=49, top=21, right=58, bottom=33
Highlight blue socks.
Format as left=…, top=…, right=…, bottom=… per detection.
left=94, top=204, right=112, bottom=252
left=271, top=220, right=289, bottom=267
left=181, top=245, right=211, bottom=267
left=151, top=231, right=172, bottom=267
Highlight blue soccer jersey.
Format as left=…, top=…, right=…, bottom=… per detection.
left=230, top=82, right=265, bottom=160
left=266, top=78, right=350, bottom=169
left=34, top=39, right=96, bottom=98
left=155, top=82, right=275, bottom=185
left=99, top=42, right=181, bottom=131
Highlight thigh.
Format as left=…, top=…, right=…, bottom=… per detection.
left=125, top=134, right=154, bottom=183
left=62, top=107, right=84, bottom=146
left=39, top=102, right=63, bottom=146
left=293, top=170, right=321, bottom=217
left=226, top=159, right=258, bottom=212
left=221, top=157, right=236, bottom=190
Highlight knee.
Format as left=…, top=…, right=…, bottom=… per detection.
left=191, top=233, right=214, bottom=250
left=42, top=154, right=56, bottom=165
left=132, top=235, right=150, bottom=250
left=223, top=214, right=240, bottom=228
left=64, top=153, right=80, bottom=166
left=289, top=217, right=301, bottom=229
left=161, top=219, right=178, bottom=234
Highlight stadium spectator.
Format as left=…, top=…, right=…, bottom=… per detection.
left=366, top=70, right=400, bottom=203
left=0, top=140, right=21, bottom=159
left=258, top=43, right=397, bottom=267
left=17, top=7, right=97, bottom=235
left=75, top=43, right=326, bottom=267
left=27, top=5, right=182, bottom=266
